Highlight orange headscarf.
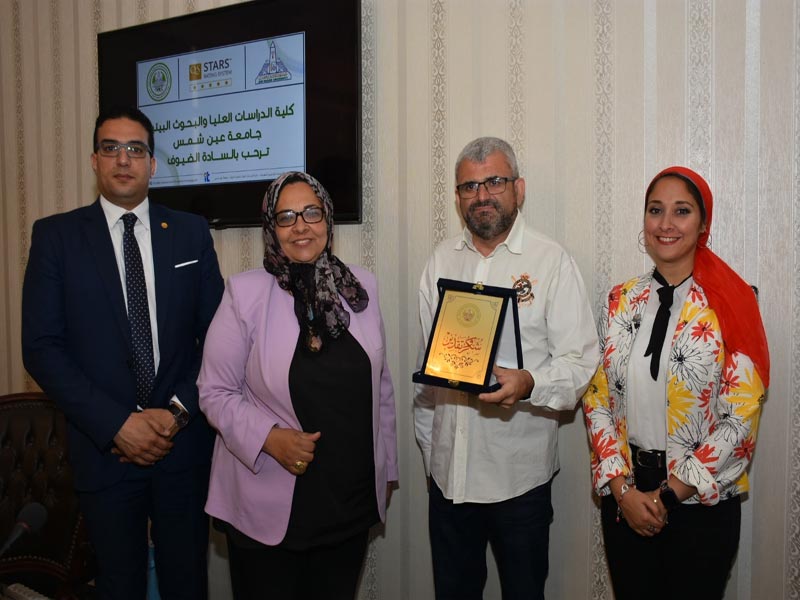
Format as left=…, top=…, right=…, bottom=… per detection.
left=646, top=166, right=770, bottom=388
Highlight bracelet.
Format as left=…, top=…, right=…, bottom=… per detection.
left=617, top=483, right=632, bottom=505
left=615, top=483, right=633, bottom=523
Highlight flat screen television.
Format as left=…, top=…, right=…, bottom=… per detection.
left=98, top=0, right=361, bottom=228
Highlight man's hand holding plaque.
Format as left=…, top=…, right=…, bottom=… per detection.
left=413, top=278, right=522, bottom=395
left=477, top=365, right=534, bottom=408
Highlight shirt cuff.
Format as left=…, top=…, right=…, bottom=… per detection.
left=169, top=395, right=188, bottom=413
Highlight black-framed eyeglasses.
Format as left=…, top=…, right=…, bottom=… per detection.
left=456, top=176, right=517, bottom=199
left=275, top=205, right=325, bottom=227
left=95, top=140, right=151, bottom=159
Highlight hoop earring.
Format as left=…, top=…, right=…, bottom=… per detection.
left=638, top=230, right=647, bottom=254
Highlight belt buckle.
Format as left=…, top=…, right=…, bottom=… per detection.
left=635, top=447, right=662, bottom=469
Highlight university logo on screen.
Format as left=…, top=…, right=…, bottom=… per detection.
left=146, top=63, right=172, bottom=102
left=255, top=41, right=292, bottom=85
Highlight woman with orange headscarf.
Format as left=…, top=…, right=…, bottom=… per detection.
left=582, top=166, right=768, bottom=599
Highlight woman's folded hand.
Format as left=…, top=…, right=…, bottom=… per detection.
left=263, top=426, right=321, bottom=475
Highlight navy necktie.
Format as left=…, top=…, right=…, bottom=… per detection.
left=122, top=213, right=155, bottom=407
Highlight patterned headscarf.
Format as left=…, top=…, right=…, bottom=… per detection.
left=262, top=171, right=368, bottom=351
left=645, top=166, right=770, bottom=387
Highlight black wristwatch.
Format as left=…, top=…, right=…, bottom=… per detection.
left=658, top=480, right=680, bottom=512
left=168, top=403, right=190, bottom=429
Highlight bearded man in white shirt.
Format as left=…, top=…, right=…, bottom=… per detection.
left=414, top=136, right=600, bottom=600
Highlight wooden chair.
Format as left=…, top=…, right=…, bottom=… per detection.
left=0, top=392, right=95, bottom=599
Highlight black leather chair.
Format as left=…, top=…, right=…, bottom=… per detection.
left=0, top=392, right=95, bottom=599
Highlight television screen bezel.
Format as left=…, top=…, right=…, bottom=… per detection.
left=97, top=0, right=362, bottom=229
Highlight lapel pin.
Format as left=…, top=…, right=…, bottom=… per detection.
left=161, top=222, right=168, bottom=229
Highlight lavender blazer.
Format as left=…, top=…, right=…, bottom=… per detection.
left=198, top=266, right=398, bottom=546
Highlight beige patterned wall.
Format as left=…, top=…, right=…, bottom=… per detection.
left=1, top=0, right=798, bottom=598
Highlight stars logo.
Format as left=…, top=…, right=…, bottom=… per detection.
left=512, top=273, right=536, bottom=306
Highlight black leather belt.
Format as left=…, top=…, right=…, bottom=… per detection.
left=630, top=444, right=666, bottom=469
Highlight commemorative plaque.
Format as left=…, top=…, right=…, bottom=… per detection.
left=412, top=278, right=522, bottom=394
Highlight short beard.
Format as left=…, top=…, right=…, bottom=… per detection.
left=464, top=199, right=516, bottom=241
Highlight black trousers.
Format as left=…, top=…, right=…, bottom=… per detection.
left=225, top=529, right=369, bottom=600
left=428, top=479, right=553, bottom=600
left=78, top=463, right=210, bottom=600
left=601, top=463, right=741, bottom=600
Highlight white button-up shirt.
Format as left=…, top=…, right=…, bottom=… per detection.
left=100, top=197, right=184, bottom=410
left=627, top=276, right=693, bottom=451
left=414, top=213, right=599, bottom=503
left=100, top=196, right=160, bottom=372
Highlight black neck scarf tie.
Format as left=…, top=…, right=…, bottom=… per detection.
left=643, top=270, right=690, bottom=381
left=122, top=213, right=155, bottom=407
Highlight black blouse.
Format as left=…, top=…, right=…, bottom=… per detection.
left=281, top=329, right=378, bottom=549
left=220, top=329, right=378, bottom=551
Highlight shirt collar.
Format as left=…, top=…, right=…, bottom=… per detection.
left=454, top=210, right=526, bottom=256
left=100, top=196, right=151, bottom=233
left=651, top=270, right=694, bottom=297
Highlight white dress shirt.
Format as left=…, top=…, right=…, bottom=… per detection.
left=414, top=213, right=600, bottom=503
left=100, top=197, right=184, bottom=410
left=100, top=197, right=160, bottom=371
left=627, top=276, right=693, bottom=450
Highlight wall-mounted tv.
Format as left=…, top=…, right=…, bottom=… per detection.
left=98, top=0, right=361, bottom=228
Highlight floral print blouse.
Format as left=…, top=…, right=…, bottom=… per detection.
left=582, top=272, right=765, bottom=506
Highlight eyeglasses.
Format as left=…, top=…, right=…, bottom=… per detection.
left=456, top=176, right=517, bottom=199
left=95, top=140, right=151, bottom=159
left=275, top=205, right=325, bottom=227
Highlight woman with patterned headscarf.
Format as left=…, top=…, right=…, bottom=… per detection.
left=582, top=166, right=768, bottom=599
left=198, top=172, right=398, bottom=599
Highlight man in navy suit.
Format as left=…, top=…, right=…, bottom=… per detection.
left=22, top=107, right=224, bottom=600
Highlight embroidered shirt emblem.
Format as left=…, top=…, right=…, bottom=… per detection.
left=512, top=273, right=536, bottom=305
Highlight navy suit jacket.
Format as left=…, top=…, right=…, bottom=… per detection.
left=22, top=200, right=224, bottom=492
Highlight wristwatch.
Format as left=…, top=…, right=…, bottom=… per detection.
left=658, top=480, right=680, bottom=512
left=168, top=403, right=189, bottom=429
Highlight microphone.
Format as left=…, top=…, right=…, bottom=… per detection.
left=0, top=503, right=47, bottom=558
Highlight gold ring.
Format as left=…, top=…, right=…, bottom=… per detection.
left=653, top=497, right=658, bottom=504
left=294, top=460, right=307, bottom=474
